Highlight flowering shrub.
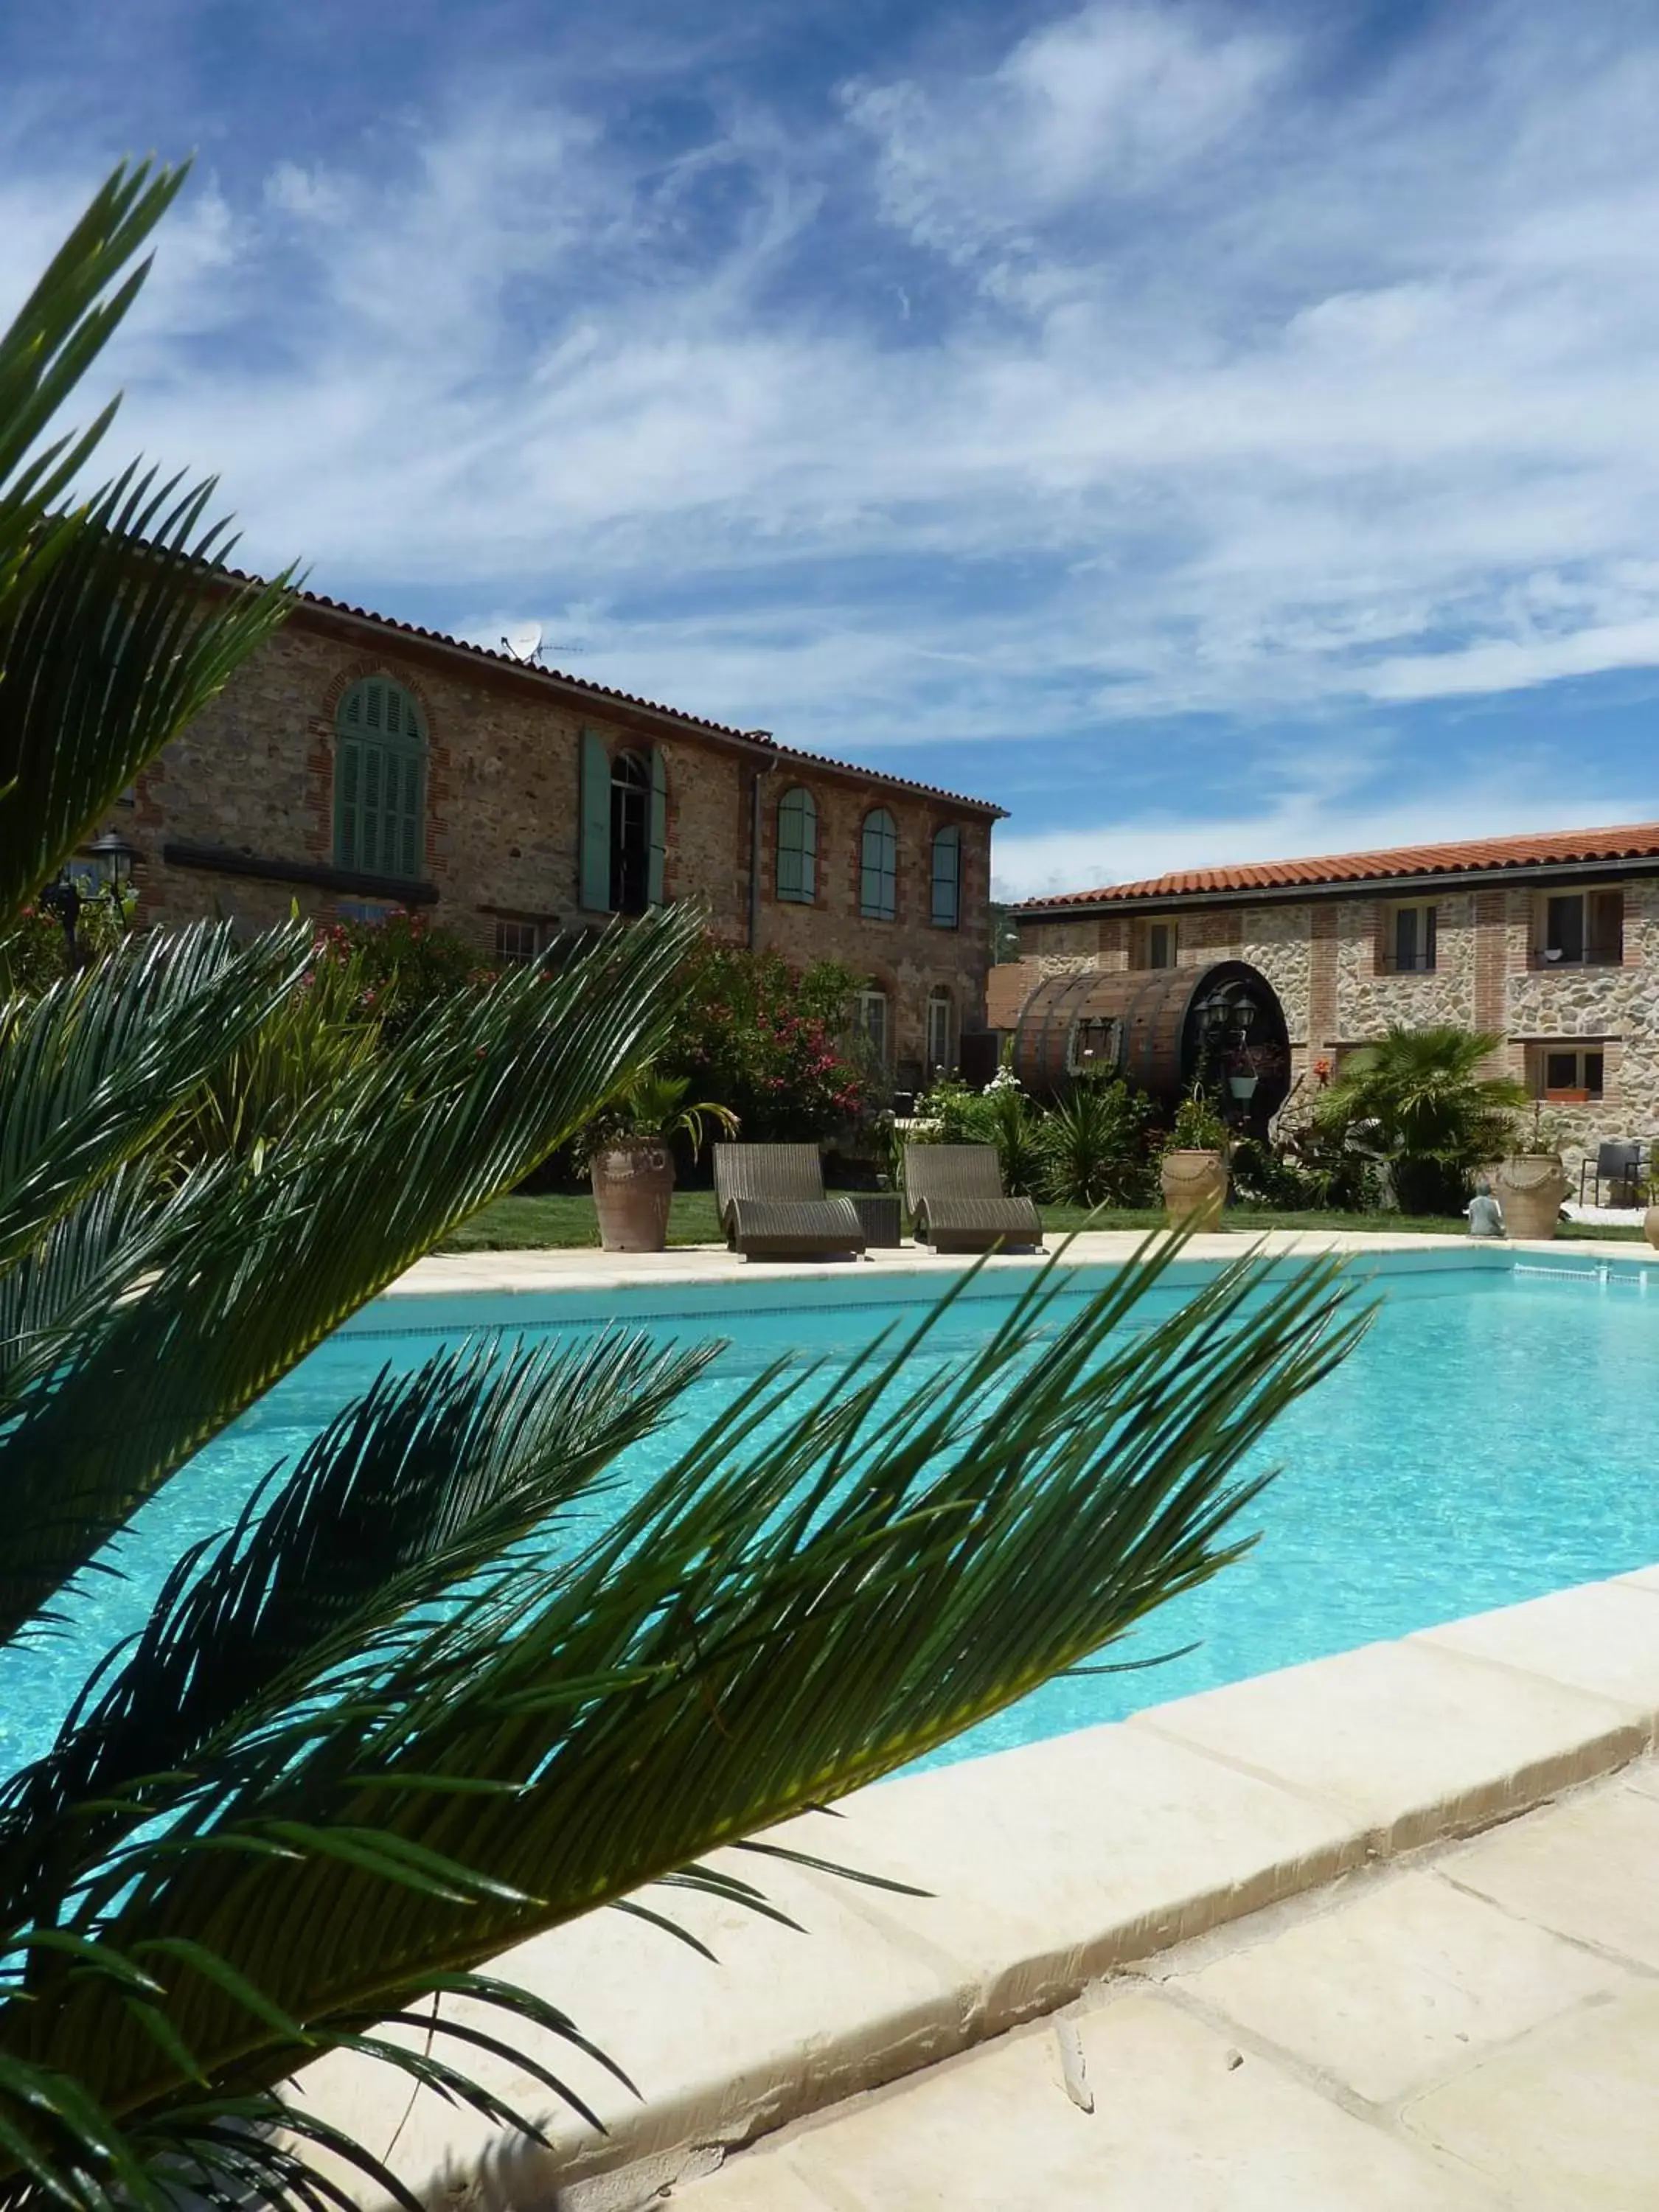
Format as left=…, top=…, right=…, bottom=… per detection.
left=310, top=910, right=495, bottom=1042
left=666, top=943, right=873, bottom=1141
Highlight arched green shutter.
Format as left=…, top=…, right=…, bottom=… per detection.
left=580, top=731, right=611, bottom=911
left=334, top=678, right=425, bottom=879
left=647, top=746, right=668, bottom=906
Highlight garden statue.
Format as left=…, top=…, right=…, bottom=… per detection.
left=1464, top=1180, right=1506, bottom=1239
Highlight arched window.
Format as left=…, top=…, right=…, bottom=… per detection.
left=930, top=826, right=961, bottom=930
left=925, top=987, right=953, bottom=1074
left=579, top=733, right=666, bottom=914
left=776, top=787, right=817, bottom=903
left=860, top=809, right=897, bottom=921
left=334, top=676, right=425, bottom=880
left=855, top=987, right=888, bottom=1065
left=610, top=751, right=653, bottom=915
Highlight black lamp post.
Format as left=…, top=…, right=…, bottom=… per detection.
left=41, top=830, right=139, bottom=966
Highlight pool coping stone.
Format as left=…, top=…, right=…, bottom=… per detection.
left=292, top=1568, right=1659, bottom=2212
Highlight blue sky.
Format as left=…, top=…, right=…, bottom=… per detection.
left=5, top=0, right=1659, bottom=895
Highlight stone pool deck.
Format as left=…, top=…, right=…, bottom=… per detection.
left=392, top=1223, right=1650, bottom=1298
left=300, top=1567, right=1659, bottom=2211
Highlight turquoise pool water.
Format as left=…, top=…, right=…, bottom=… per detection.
left=7, top=1252, right=1659, bottom=1773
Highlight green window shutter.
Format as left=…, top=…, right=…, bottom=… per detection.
left=647, top=745, right=668, bottom=906
left=335, top=736, right=362, bottom=869
left=776, top=787, right=816, bottom=903
left=860, top=809, right=897, bottom=920
left=580, top=730, right=612, bottom=911
left=931, top=827, right=961, bottom=929
left=335, top=677, right=426, bottom=880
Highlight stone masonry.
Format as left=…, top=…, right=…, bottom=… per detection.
left=119, top=592, right=1001, bottom=1085
left=1009, top=841, right=1659, bottom=1193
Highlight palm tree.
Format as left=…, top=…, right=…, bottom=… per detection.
left=0, top=164, right=1367, bottom=2212
left=1312, top=1024, right=1526, bottom=1214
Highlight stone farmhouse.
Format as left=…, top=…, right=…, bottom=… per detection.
left=118, top=584, right=1003, bottom=1087
left=1004, top=822, right=1659, bottom=1183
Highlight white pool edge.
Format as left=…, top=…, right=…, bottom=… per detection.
left=293, top=1565, right=1659, bottom=2212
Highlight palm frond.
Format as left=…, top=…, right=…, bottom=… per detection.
left=1, top=1242, right=1366, bottom=2158
left=0, top=163, right=185, bottom=574
left=0, top=465, right=293, bottom=927
left=0, top=1329, right=716, bottom=1921
left=0, top=922, right=305, bottom=1275
left=0, top=906, right=699, bottom=1641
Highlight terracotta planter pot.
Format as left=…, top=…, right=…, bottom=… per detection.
left=1644, top=1206, right=1659, bottom=1253
left=1492, top=1152, right=1567, bottom=1241
left=1161, top=1148, right=1229, bottom=1230
left=590, top=1141, right=675, bottom=1252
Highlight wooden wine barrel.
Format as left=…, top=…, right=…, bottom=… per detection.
left=1011, top=960, right=1291, bottom=1121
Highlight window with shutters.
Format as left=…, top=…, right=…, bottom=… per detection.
left=860, top=810, right=897, bottom=920
left=334, top=678, right=425, bottom=880
left=930, top=827, right=961, bottom=930
left=1529, top=1043, right=1607, bottom=1100
left=776, top=787, right=817, bottom=903
left=1534, top=888, right=1624, bottom=969
left=1381, top=900, right=1437, bottom=974
left=925, top=987, right=953, bottom=1074
left=610, top=751, right=653, bottom=915
left=1131, top=917, right=1178, bottom=970
left=855, top=988, right=888, bottom=1065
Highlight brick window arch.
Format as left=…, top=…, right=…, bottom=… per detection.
left=334, top=676, right=425, bottom=880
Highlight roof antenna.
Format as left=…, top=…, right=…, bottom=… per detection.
left=501, top=627, right=545, bottom=666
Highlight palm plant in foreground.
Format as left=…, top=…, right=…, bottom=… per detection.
left=0, top=163, right=1370, bottom=2211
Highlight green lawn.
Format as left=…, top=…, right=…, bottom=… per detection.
left=439, top=1192, right=1649, bottom=1251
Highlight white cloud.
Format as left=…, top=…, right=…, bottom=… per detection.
left=991, top=776, right=1659, bottom=902
left=4, top=1, right=1659, bottom=829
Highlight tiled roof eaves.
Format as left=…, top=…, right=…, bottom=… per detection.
left=256, top=575, right=1004, bottom=815
left=1015, top=823, right=1659, bottom=916
left=765, top=742, right=1006, bottom=818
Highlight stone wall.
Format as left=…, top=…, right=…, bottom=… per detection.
left=126, top=609, right=995, bottom=1080
left=1017, top=880, right=1659, bottom=1192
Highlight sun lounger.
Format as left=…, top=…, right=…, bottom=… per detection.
left=712, top=1144, right=867, bottom=1261
left=902, top=1143, right=1044, bottom=1253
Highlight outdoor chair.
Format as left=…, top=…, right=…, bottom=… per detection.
left=712, top=1144, right=867, bottom=1262
left=1579, top=1140, right=1648, bottom=1208
left=902, top=1143, right=1044, bottom=1253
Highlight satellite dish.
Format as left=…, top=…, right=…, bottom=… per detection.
left=500, top=627, right=545, bottom=666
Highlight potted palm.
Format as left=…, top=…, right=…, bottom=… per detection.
left=1493, top=1102, right=1570, bottom=1242
left=581, top=1069, right=738, bottom=1251
left=1160, top=1086, right=1233, bottom=1228
left=1311, top=1026, right=1526, bottom=1220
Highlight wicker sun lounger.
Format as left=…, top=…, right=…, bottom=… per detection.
left=902, top=1143, right=1044, bottom=1253
left=712, top=1144, right=867, bottom=1262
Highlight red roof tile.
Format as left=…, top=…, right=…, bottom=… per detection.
left=1018, top=821, right=1659, bottom=910
left=233, top=571, right=1004, bottom=816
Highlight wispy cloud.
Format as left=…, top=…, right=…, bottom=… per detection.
left=4, top=0, right=1659, bottom=880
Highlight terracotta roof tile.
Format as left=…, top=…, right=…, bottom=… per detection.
left=230, top=570, right=1004, bottom=816
left=1017, top=821, right=1659, bottom=910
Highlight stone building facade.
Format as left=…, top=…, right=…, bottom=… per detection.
left=116, top=588, right=1002, bottom=1085
left=1006, top=824, right=1659, bottom=1189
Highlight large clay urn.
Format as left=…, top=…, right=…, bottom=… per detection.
left=590, top=1140, right=675, bottom=1252
left=1161, top=1148, right=1229, bottom=1230
left=1644, top=1206, right=1659, bottom=1253
left=1492, top=1152, right=1567, bottom=1241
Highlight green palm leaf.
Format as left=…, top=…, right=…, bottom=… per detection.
left=0, top=158, right=292, bottom=928
left=1, top=1244, right=1365, bottom=2157
left=0, top=906, right=698, bottom=1641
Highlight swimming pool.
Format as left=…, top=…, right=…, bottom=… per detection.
left=7, top=1248, right=1659, bottom=1774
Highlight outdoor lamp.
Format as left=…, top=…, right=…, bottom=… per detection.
left=86, top=827, right=139, bottom=886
